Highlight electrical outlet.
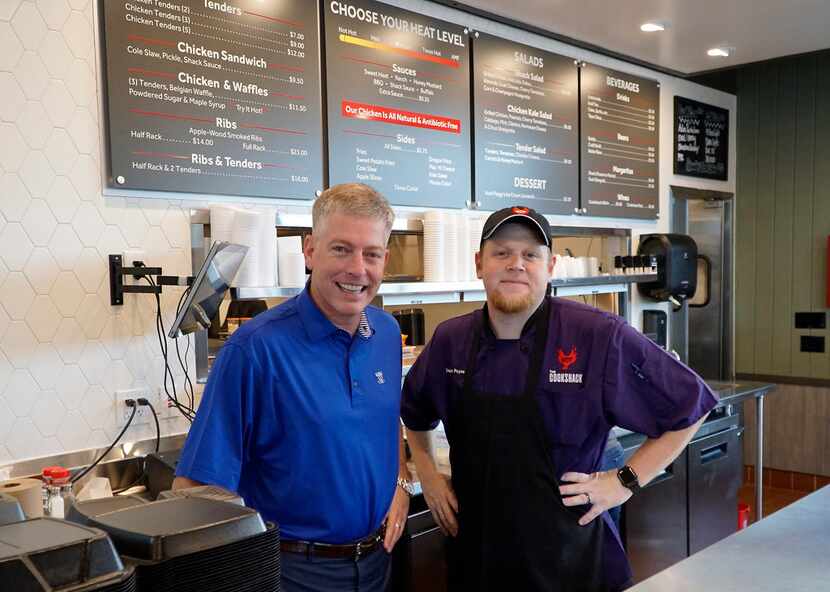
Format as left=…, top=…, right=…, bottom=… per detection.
left=114, top=388, right=151, bottom=427
left=154, top=387, right=177, bottom=420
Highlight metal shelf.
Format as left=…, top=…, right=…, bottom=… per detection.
left=232, top=280, right=484, bottom=306
left=551, top=273, right=656, bottom=287
left=230, top=275, right=656, bottom=305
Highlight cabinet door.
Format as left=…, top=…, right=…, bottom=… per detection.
left=408, top=525, right=448, bottom=592
left=687, top=426, right=742, bottom=554
left=622, top=447, right=688, bottom=583
left=391, top=504, right=448, bottom=592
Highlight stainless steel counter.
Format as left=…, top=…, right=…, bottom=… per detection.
left=628, top=485, right=830, bottom=591
left=707, top=379, right=775, bottom=407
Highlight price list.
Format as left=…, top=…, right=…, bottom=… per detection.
left=324, top=0, right=471, bottom=208
left=580, top=64, right=659, bottom=219
left=472, top=33, right=578, bottom=214
left=674, top=96, right=729, bottom=180
left=102, top=0, right=323, bottom=198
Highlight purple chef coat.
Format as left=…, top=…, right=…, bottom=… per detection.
left=401, top=297, right=719, bottom=590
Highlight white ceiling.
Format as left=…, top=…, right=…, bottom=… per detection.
left=455, top=0, right=830, bottom=74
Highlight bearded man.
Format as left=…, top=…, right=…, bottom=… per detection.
left=401, top=206, right=717, bottom=592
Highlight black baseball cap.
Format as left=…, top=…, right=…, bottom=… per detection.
left=480, top=206, right=551, bottom=247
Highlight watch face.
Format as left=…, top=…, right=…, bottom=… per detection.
left=619, top=466, right=638, bottom=487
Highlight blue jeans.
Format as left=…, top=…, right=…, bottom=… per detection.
left=600, top=437, right=625, bottom=530
left=280, top=546, right=390, bottom=592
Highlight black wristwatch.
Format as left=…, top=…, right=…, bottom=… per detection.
left=617, top=465, right=641, bottom=495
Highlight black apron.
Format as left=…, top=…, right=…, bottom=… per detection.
left=448, top=300, right=606, bottom=592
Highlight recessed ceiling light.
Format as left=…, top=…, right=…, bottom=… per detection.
left=640, top=22, right=666, bottom=32
left=707, top=46, right=733, bottom=57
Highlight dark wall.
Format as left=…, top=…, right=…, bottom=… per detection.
left=730, top=51, right=830, bottom=379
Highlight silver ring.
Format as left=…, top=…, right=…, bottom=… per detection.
left=394, top=522, right=400, bottom=528
left=585, top=493, right=592, bottom=505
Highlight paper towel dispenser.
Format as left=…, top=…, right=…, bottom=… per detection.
left=637, top=234, right=698, bottom=305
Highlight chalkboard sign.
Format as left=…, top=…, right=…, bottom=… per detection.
left=324, top=0, right=471, bottom=208
left=472, top=33, right=579, bottom=215
left=101, top=0, right=324, bottom=199
left=580, top=64, right=659, bottom=219
left=674, top=96, right=729, bottom=180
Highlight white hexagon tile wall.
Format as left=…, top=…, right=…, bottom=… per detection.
left=0, top=0, right=196, bottom=465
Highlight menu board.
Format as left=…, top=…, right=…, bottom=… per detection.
left=472, top=33, right=578, bottom=215
left=580, top=64, right=659, bottom=219
left=674, top=96, right=729, bottom=180
left=324, top=0, right=471, bottom=208
left=102, top=0, right=323, bottom=199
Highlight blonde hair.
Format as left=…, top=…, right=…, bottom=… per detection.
left=312, top=183, right=395, bottom=239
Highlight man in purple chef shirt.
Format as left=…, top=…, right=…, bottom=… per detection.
left=401, top=206, right=718, bottom=592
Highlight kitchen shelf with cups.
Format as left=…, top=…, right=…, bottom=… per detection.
left=189, top=211, right=639, bottom=382
left=230, top=274, right=657, bottom=305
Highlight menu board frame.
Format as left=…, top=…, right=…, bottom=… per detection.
left=579, top=63, right=660, bottom=220
left=673, top=96, right=729, bottom=181
left=471, top=32, right=579, bottom=215
left=322, top=0, right=472, bottom=209
left=100, top=0, right=325, bottom=200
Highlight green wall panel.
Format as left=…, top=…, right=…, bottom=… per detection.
left=735, top=52, right=830, bottom=379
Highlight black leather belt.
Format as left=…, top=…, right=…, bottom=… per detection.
left=280, top=525, right=385, bottom=561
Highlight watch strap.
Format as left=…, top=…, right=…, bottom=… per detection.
left=397, top=477, right=415, bottom=496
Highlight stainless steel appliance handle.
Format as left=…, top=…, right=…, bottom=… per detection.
left=700, top=442, right=728, bottom=464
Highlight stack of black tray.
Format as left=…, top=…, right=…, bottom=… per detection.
left=68, top=497, right=280, bottom=592
left=0, top=517, right=136, bottom=591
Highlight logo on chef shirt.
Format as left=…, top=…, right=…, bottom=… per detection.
left=375, top=371, right=385, bottom=385
left=549, top=346, right=583, bottom=384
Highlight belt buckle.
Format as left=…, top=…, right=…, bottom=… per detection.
left=353, top=542, right=363, bottom=562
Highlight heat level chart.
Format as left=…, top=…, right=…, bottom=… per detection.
left=102, top=0, right=323, bottom=198
left=324, top=0, right=471, bottom=208
left=580, top=64, right=660, bottom=219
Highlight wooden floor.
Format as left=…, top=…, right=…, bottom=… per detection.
left=738, top=483, right=810, bottom=523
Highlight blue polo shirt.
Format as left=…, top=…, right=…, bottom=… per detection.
left=177, top=287, right=402, bottom=543
left=402, top=297, right=718, bottom=590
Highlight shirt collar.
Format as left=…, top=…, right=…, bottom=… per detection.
left=481, top=298, right=548, bottom=343
left=298, top=283, right=373, bottom=341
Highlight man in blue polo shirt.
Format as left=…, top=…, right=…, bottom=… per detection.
left=175, top=184, right=412, bottom=591
left=402, top=206, right=718, bottom=591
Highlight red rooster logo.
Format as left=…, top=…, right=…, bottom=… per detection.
left=557, top=346, right=578, bottom=371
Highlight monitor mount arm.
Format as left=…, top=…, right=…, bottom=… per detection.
left=109, top=254, right=193, bottom=306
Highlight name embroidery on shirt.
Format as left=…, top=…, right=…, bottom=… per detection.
left=445, top=368, right=466, bottom=375
left=550, top=345, right=583, bottom=384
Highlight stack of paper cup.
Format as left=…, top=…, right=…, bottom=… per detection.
left=278, top=236, right=306, bottom=287
left=443, top=212, right=459, bottom=282
left=423, top=211, right=446, bottom=282
left=557, top=256, right=578, bottom=278
left=456, top=214, right=470, bottom=282
left=552, top=253, right=567, bottom=279
left=587, top=256, right=600, bottom=277
left=468, top=216, right=484, bottom=280
left=256, top=207, right=278, bottom=286
left=209, top=205, right=237, bottom=246
left=231, top=208, right=277, bottom=287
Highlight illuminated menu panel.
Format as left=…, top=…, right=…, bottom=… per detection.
left=102, top=0, right=323, bottom=198
left=580, top=64, right=659, bottom=219
left=324, top=0, right=471, bottom=208
left=472, top=33, right=579, bottom=214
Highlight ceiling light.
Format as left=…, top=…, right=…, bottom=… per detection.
left=640, top=22, right=666, bottom=32
left=707, top=46, right=733, bottom=57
